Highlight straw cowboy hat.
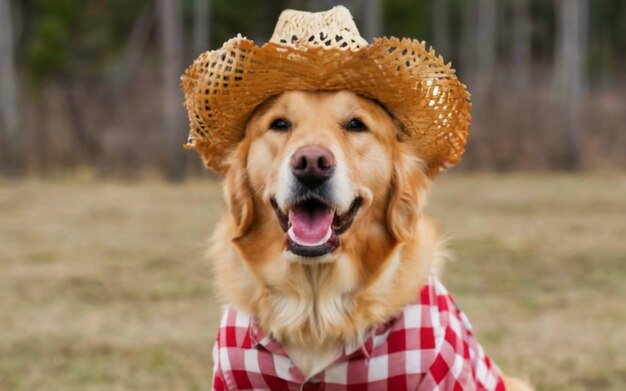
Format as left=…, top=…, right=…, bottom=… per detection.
left=181, top=6, right=471, bottom=176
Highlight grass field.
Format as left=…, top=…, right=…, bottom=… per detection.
left=1, top=173, right=625, bottom=390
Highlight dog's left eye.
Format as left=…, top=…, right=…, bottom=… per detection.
left=269, top=118, right=291, bottom=131
left=344, top=118, right=367, bottom=132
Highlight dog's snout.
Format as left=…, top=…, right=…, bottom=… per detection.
left=290, top=145, right=336, bottom=187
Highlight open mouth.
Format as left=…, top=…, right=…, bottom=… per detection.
left=271, top=196, right=363, bottom=258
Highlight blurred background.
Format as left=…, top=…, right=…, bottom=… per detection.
left=0, top=1, right=625, bottom=390
left=0, top=0, right=625, bottom=177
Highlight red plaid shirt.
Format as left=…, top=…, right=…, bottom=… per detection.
left=212, top=275, right=505, bottom=390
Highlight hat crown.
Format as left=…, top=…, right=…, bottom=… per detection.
left=182, top=6, right=471, bottom=175
left=269, top=6, right=368, bottom=50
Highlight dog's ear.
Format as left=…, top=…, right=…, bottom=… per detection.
left=223, top=141, right=255, bottom=239
left=386, top=143, right=429, bottom=242
left=187, top=139, right=232, bottom=173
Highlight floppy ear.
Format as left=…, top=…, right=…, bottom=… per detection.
left=386, top=143, right=429, bottom=242
left=186, top=138, right=232, bottom=173
left=223, top=141, right=255, bottom=239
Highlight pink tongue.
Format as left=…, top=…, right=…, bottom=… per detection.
left=288, top=204, right=333, bottom=246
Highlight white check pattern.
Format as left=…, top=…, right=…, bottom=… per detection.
left=212, top=275, right=505, bottom=390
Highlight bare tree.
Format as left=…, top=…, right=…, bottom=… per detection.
left=0, top=0, right=21, bottom=175
left=109, top=3, right=154, bottom=88
left=475, top=0, right=496, bottom=98
left=556, top=0, right=587, bottom=170
left=433, top=0, right=450, bottom=58
left=158, top=0, right=186, bottom=181
left=578, top=0, right=589, bottom=97
left=193, top=0, right=211, bottom=56
left=513, top=0, right=531, bottom=93
left=460, top=0, right=477, bottom=85
left=363, top=0, right=382, bottom=41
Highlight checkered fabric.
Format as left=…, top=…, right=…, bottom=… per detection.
left=212, top=275, right=505, bottom=390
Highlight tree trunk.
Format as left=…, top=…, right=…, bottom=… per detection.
left=158, top=0, right=186, bottom=181
left=556, top=0, right=587, bottom=170
left=433, top=0, right=450, bottom=58
left=62, top=78, right=99, bottom=166
left=34, top=95, right=49, bottom=175
left=193, top=0, right=211, bottom=56
left=363, top=0, right=382, bottom=41
left=108, top=2, right=154, bottom=88
left=475, top=0, right=496, bottom=98
left=513, top=0, right=531, bottom=93
left=0, top=0, right=22, bottom=176
left=460, top=0, right=477, bottom=85
left=578, top=0, right=588, bottom=98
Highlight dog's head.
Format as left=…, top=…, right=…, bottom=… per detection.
left=215, top=91, right=429, bottom=272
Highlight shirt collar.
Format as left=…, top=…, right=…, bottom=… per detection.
left=249, top=309, right=397, bottom=361
left=249, top=317, right=291, bottom=357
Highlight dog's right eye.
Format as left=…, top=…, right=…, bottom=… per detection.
left=269, top=118, right=291, bottom=132
left=344, top=118, right=367, bottom=132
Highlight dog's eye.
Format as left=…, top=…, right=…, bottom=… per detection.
left=344, top=118, right=367, bottom=132
left=269, top=118, right=291, bottom=131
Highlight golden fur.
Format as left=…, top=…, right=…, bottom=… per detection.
left=206, top=91, right=532, bottom=390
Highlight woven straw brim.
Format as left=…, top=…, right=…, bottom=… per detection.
left=181, top=36, right=471, bottom=176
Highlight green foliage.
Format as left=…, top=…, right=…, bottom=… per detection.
left=383, top=0, right=432, bottom=43
left=25, top=0, right=82, bottom=85
left=589, top=0, right=626, bottom=76
left=17, top=0, right=626, bottom=87
left=210, top=0, right=275, bottom=47
left=23, top=0, right=150, bottom=86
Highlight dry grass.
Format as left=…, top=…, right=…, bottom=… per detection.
left=0, top=173, right=624, bottom=390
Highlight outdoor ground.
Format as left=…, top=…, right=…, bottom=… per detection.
left=0, top=173, right=624, bottom=390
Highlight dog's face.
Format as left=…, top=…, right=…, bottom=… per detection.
left=221, top=91, right=427, bottom=274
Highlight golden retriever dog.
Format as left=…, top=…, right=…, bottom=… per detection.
left=207, top=90, right=532, bottom=390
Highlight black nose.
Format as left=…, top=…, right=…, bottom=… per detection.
left=290, top=145, right=336, bottom=187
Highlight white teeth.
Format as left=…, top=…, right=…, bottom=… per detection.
left=287, top=226, right=332, bottom=247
